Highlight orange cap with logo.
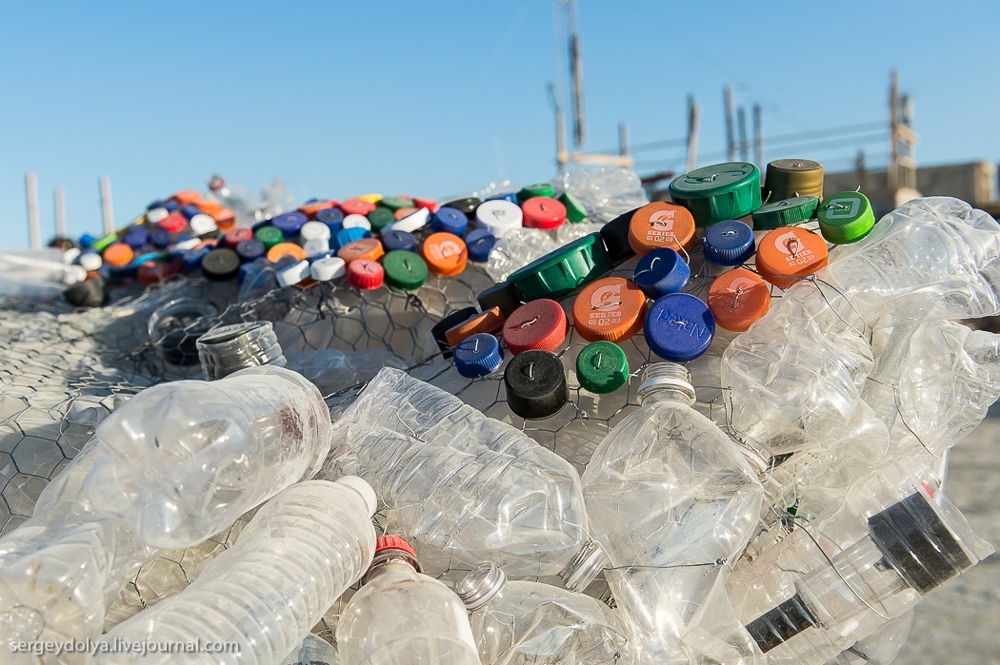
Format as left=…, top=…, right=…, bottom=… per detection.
left=572, top=277, right=647, bottom=342
left=708, top=268, right=771, bottom=331
left=754, top=227, right=828, bottom=290
left=628, top=202, right=696, bottom=255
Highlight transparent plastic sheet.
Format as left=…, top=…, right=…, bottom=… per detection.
left=550, top=167, right=650, bottom=223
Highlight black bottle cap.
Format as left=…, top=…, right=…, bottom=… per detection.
left=431, top=306, right=479, bottom=358
left=63, top=277, right=105, bottom=308
left=202, top=248, right=241, bottom=281
left=441, top=197, right=482, bottom=218
left=477, top=282, right=522, bottom=318
left=503, top=349, right=568, bottom=419
left=599, top=207, right=641, bottom=266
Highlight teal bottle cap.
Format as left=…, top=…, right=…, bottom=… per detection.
left=576, top=341, right=629, bottom=394
left=668, top=162, right=762, bottom=227
left=507, top=233, right=611, bottom=302
left=817, top=191, right=875, bottom=244
left=752, top=196, right=820, bottom=230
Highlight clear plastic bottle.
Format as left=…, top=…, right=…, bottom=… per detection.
left=336, top=535, right=482, bottom=665
left=456, top=561, right=632, bottom=665
left=278, top=634, right=339, bottom=665
left=328, top=368, right=606, bottom=588
left=94, top=478, right=377, bottom=665
left=581, top=362, right=765, bottom=664
left=85, top=365, right=332, bottom=549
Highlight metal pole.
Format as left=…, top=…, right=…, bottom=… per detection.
left=100, top=176, right=114, bottom=235
left=737, top=106, right=748, bottom=162
left=724, top=86, right=735, bottom=162
left=55, top=186, right=66, bottom=238
left=888, top=69, right=899, bottom=191
left=26, top=172, right=41, bottom=249
left=686, top=95, right=701, bottom=173
left=568, top=0, right=585, bottom=149
left=753, top=104, right=763, bottom=167
left=618, top=122, right=630, bottom=157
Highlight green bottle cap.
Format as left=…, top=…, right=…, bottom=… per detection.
left=91, top=231, right=121, bottom=253
left=517, top=183, right=555, bottom=203
left=668, top=162, right=762, bottom=227
left=559, top=192, right=588, bottom=223
left=379, top=197, right=412, bottom=211
left=368, top=207, right=396, bottom=232
left=576, top=341, right=629, bottom=394
left=255, top=226, right=284, bottom=249
left=817, top=191, right=875, bottom=244
left=382, top=250, right=428, bottom=290
left=507, top=233, right=612, bottom=302
left=752, top=196, right=820, bottom=230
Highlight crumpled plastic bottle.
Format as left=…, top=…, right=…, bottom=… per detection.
left=456, top=561, right=632, bottom=665
left=581, top=362, right=764, bottom=664
left=94, top=478, right=377, bottom=665
left=549, top=167, right=650, bottom=223
left=279, top=635, right=339, bottom=665
left=327, top=367, right=607, bottom=589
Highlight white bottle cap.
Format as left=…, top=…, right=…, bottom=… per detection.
left=342, top=214, right=372, bottom=230
left=173, top=237, right=201, bottom=252
left=302, top=237, right=330, bottom=257
left=337, top=475, right=378, bottom=517
left=189, top=213, right=217, bottom=236
left=300, top=220, right=332, bottom=241
left=79, top=252, right=103, bottom=272
left=146, top=207, right=169, bottom=223
left=63, top=247, right=81, bottom=264
left=63, top=265, right=88, bottom=285
left=310, top=256, right=346, bottom=282
left=276, top=259, right=311, bottom=287
left=475, top=200, right=523, bottom=237
left=387, top=207, right=429, bottom=233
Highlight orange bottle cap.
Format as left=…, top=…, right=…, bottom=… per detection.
left=197, top=201, right=222, bottom=215
left=445, top=306, right=506, bottom=348
left=423, top=232, right=468, bottom=276
left=754, top=227, right=828, bottom=289
left=212, top=208, right=236, bottom=231
left=102, top=242, right=134, bottom=268
left=394, top=206, right=418, bottom=221
left=298, top=200, right=337, bottom=218
left=338, top=238, right=385, bottom=263
left=628, top=202, right=696, bottom=255
left=572, top=277, right=648, bottom=342
left=707, top=269, right=771, bottom=331
left=266, top=242, right=307, bottom=263
left=171, top=189, right=202, bottom=206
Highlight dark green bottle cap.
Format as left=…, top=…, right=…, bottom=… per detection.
left=254, top=226, right=284, bottom=249
left=817, top=191, right=875, bottom=244
left=379, top=197, right=412, bottom=211
left=368, top=207, right=396, bottom=232
left=477, top=282, right=522, bottom=317
left=382, top=250, right=428, bottom=290
left=752, top=196, right=820, bottom=230
left=517, top=183, right=555, bottom=203
left=668, top=162, right=762, bottom=227
left=558, top=192, right=588, bottom=223
left=508, top=233, right=612, bottom=302
left=576, top=341, right=629, bottom=394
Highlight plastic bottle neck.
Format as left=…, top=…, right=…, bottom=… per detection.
left=457, top=562, right=508, bottom=611
left=361, top=554, right=419, bottom=586
left=637, top=362, right=697, bottom=407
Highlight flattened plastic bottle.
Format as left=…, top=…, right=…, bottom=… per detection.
left=457, top=562, right=632, bottom=665
left=336, top=536, right=482, bottom=665
left=581, top=362, right=764, bottom=664
left=328, top=368, right=606, bottom=589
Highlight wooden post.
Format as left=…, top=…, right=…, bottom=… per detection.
left=618, top=122, right=630, bottom=157
left=26, top=172, right=41, bottom=249
left=100, top=176, right=114, bottom=235
left=55, top=186, right=66, bottom=238
left=753, top=104, right=763, bottom=167
left=724, top=86, right=735, bottom=162
left=737, top=106, right=748, bottom=162
left=686, top=95, right=701, bottom=173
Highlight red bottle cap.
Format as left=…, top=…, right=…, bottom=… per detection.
left=375, top=535, right=417, bottom=558
left=341, top=198, right=377, bottom=216
left=502, top=299, right=568, bottom=355
left=347, top=259, right=385, bottom=290
left=224, top=227, right=253, bottom=248
left=521, top=196, right=567, bottom=230
left=159, top=212, right=187, bottom=233
left=412, top=197, right=439, bottom=213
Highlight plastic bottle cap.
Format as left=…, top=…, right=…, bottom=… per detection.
left=103, top=243, right=134, bottom=268
left=412, top=197, right=439, bottom=213
left=633, top=248, right=691, bottom=298
left=173, top=237, right=200, bottom=252
left=172, top=189, right=201, bottom=205
left=137, top=260, right=175, bottom=285
left=225, top=227, right=254, bottom=248
left=644, top=293, right=716, bottom=362
left=521, top=196, right=567, bottom=230
left=668, top=162, right=762, bottom=227
left=338, top=238, right=385, bottom=264
left=708, top=268, right=771, bottom=332
left=316, top=207, right=345, bottom=233
left=374, top=535, right=417, bottom=559
left=431, top=206, right=469, bottom=236
left=270, top=211, right=307, bottom=238
left=382, top=250, right=428, bottom=290
left=442, top=197, right=481, bottom=216
left=464, top=229, right=496, bottom=263
left=149, top=228, right=172, bottom=248
left=703, top=220, right=755, bottom=266
left=212, top=208, right=236, bottom=230
left=182, top=246, right=210, bottom=271
left=310, top=256, right=346, bottom=281
left=445, top=306, right=506, bottom=347
left=366, top=207, right=395, bottom=232
left=253, top=226, right=283, bottom=249
left=503, top=299, right=568, bottom=354
left=159, top=212, right=187, bottom=233
left=477, top=282, right=522, bottom=318
left=376, top=196, right=410, bottom=211
left=79, top=233, right=97, bottom=249
left=817, top=191, right=875, bottom=244
left=394, top=207, right=418, bottom=220
left=79, top=252, right=103, bottom=272
left=504, top=350, right=568, bottom=419
left=387, top=207, right=430, bottom=233
left=146, top=207, right=169, bottom=224
left=267, top=242, right=307, bottom=263
left=628, top=202, right=696, bottom=255
left=559, top=192, right=588, bottom=223
left=572, top=277, right=647, bottom=343
left=124, top=227, right=148, bottom=250
left=381, top=229, right=417, bottom=252
left=163, top=200, right=179, bottom=212
left=276, top=259, right=311, bottom=287
left=507, top=233, right=611, bottom=302
left=336, top=476, right=378, bottom=517
left=517, top=183, right=555, bottom=203
left=599, top=208, right=640, bottom=266
left=302, top=238, right=331, bottom=257
left=454, top=333, right=505, bottom=378
left=180, top=204, right=200, bottom=220
left=202, top=248, right=241, bottom=281
left=764, top=159, right=825, bottom=201
left=235, top=238, right=266, bottom=262
left=432, top=306, right=480, bottom=357
left=423, top=232, right=468, bottom=276
left=342, top=214, right=372, bottom=231
left=751, top=196, right=820, bottom=230
left=297, top=200, right=337, bottom=218
left=755, top=227, right=829, bottom=289
left=335, top=227, right=368, bottom=249
left=189, top=213, right=217, bottom=236
left=347, top=259, right=384, bottom=290
left=64, top=276, right=105, bottom=307
left=475, top=199, right=523, bottom=237
left=576, top=341, right=629, bottom=394
left=341, top=199, right=377, bottom=216
left=300, top=221, right=332, bottom=241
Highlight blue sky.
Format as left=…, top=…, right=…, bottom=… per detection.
left=2, top=1, right=998, bottom=249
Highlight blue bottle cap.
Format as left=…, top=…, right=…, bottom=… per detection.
left=124, top=227, right=148, bottom=250
left=315, top=207, right=344, bottom=234
left=336, top=227, right=368, bottom=249
left=703, top=220, right=755, bottom=266
left=454, top=333, right=505, bottom=378
left=271, top=211, right=308, bottom=238
left=381, top=229, right=417, bottom=253
left=163, top=199, right=179, bottom=212
left=181, top=247, right=210, bottom=272
left=236, top=238, right=266, bottom=263
left=431, top=206, right=469, bottom=236
left=146, top=200, right=165, bottom=210
left=487, top=192, right=519, bottom=204
left=237, top=261, right=256, bottom=284
left=465, top=229, right=497, bottom=262
left=79, top=233, right=96, bottom=249
left=644, top=293, right=715, bottom=362
left=633, top=248, right=690, bottom=298
left=149, top=228, right=172, bottom=248
left=180, top=204, right=201, bottom=220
